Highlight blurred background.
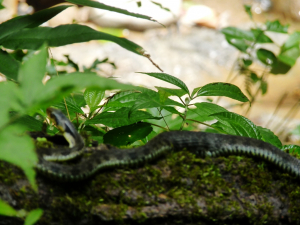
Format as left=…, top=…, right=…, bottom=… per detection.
left=1, top=0, right=300, bottom=142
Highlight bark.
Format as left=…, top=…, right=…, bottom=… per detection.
left=1, top=140, right=300, bottom=225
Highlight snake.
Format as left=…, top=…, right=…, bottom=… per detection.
left=34, top=107, right=300, bottom=181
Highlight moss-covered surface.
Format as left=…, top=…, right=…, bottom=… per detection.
left=1, top=148, right=300, bottom=224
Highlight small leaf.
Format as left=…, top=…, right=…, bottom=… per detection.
left=256, top=48, right=276, bottom=66
left=244, top=5, right=252, bottom=19
left=278, top=45, right=300, bottom=66
left=138, top=72, right=189, bottom=94
left=85, top=107, right=161, bottom=128
left=265, top=20, right=289, bottom=33
left=197, top=82, right=249, bottom=102
left=189, top=102, right=228, bottom=119
left=258, top=126, right=282, bottom=148
left=155, top=87, right=187, bottom=98
left=251, top=28, right=273, bottom=43
left=24, top=209, right=43, bottom=225
left=191, top=87, right=202, bottom=98
left=84, top=87, right=105, bottom=111
left=282, top=145, right=300, bottom=154
left=0, top=199, right=17, bottom=216
left=210, top=111, right=261, bottom=139
left=103, top=122, right=152, bottom=146
left=270, top=59, right=291, bottom=74
left=260, top=80, right=268, bottom=95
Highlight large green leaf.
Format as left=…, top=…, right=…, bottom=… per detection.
left=0, top=49, right=20, bottom=80
left=18, top=43, right=48, bottom=106
left=138, top=72, right=190, bottom=94
left=1, top=24, right=144, bottom=56
left=0, top=125, right=37, bottom=191
left=197, top=82, right=249, bottom=102
left=85, top=107, right=161, bottom=128
left=0, top=5, right=71, bottom=40
left=103, top=122, right=152, bottom=146
left=210, top=111, right=261, bottom=139
left=66, top=0, right=157, bottom=22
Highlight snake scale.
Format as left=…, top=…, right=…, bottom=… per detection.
left=35, top=108, right=300, bottom=181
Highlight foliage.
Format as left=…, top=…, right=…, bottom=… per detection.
left=221, top=7, right=300, bottom=114
left=0, top=1, right=299, bottom=224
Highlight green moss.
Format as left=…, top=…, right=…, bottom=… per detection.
left=2, top=148, right=300, bottom=224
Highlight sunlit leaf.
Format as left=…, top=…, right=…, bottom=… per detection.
left=197, top=82, right=249, bottom=102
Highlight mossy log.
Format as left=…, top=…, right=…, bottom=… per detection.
left=1, top=146, right=300, bottom=225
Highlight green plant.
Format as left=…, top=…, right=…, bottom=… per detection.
left=1, top=1, right=300, bottom=224
left=221, top=5, right=300, bottom=115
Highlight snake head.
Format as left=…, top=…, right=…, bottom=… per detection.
left=46, top=107, right=79, bottom=148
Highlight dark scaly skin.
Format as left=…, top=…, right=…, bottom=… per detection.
left=36, top=131, right=300, bottom=181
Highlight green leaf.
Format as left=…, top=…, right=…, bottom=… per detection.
left=13, top=114, right=44, bottom=131
left=225, top=37, right=249, bottom=53
left=35, top=72, right=137, bottom=108
left=0, top=82, right=22, bottom=128
left=260, top=80, right=268, bottom=95
left=282, top=144, right=300, bottom=154
left=138, top=72, right=189, bottom=94
left=0, top=199, right=17, bottom=216
left=251, top=28, right=273, bottom=43
left=270, top=59, right=291, bottom=74
left=190, top=102, right=228, bottom=118
left=256, top=48, right=276, bottom=66
left=0, top=0, right=4, bottom=10
left=155, top=87, right=187, bottom=98
left=103, top=122, right=152, bottom=146
left=281, top=31, right=300, bottom=50
left=244, top=5, right=252, bottom=19
left=258, top=126, right=282, bottom=148
left=0, top=49, right=20, bottom=80
left=53, top=96, right=85, bottom=114
left=129, top=87, right=184, bottom=113
left=66, top=0, right=157, bottom=22
left=85, top=107, right=161, bottom=128
left=0, top=5, right=71, bottom=40
left=210, top=112, right=261, bottom=139
left=0, top=125, right=37, bottom=191
left=221, top=27, right=255, bottom=41
left=197, top=82, right=249, bottom=102
left=24, top=209, right=43, bottom=225
left=1, top=24, right=144, bottom=56
left=191, top=87, right=202, bottom=98
left=265, top=20, right=289, bottom=33
left=84, top=87, right=105, bottom=111
left=18, top=43, right=48, bottom=106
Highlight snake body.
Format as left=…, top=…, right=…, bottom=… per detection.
left=35, top=108, right=300, bottom=181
